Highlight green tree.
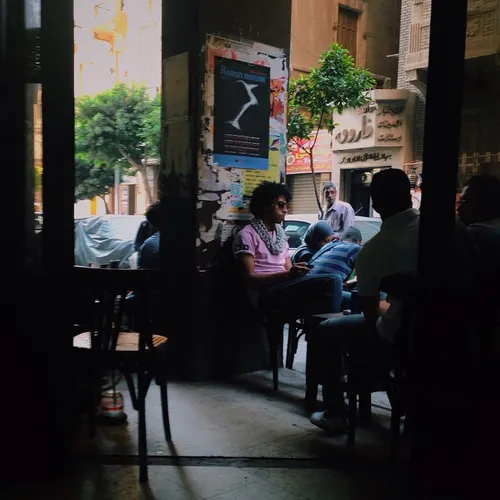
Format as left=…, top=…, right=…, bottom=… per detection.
left=75, top=152, right=116, bottom=214
left=288, top=43, right=375, bottom=215
left=75, top=84, right=161, bottom=207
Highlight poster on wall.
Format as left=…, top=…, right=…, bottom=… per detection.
left=213, top=57, right=271, bottom=170
left=286, top=130, right=333, bottom=175
left=198, top=34, right=288, bottom=238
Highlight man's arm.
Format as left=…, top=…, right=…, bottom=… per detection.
left=344, top=203, right=355, bottom=229
left=355, top=247, right=388, bottom=327
left=237, top=254, right=289, bottom=288
left=358, top=295, right=390, bottom=328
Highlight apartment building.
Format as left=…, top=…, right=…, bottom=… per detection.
left=398, top=0, right=500, bottom=186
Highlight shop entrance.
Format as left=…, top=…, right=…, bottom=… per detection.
left=341, top=167, right=392, bottom=217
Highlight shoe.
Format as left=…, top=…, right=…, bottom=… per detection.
left=310, top=410, right=347, bottom=433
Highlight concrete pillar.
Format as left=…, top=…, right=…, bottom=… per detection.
left=162, top=0, right=292, bottom=379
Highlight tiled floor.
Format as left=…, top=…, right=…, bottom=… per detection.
left=11, top=335, right=406, bottom=499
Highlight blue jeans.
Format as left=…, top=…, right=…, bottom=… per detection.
left=316, top=314, right=391, bottom=415
left=262, top=273, right=344, bottom=317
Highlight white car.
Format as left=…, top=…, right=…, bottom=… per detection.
left=284, top=213, right=382, bottom=258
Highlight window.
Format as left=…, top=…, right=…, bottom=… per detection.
left=337, top=6, right=359, bottom=62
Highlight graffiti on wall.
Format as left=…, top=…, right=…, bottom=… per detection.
left=197, top=35, right=288, bottom=269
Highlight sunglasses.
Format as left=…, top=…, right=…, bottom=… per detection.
left=276, top=201, right=290, bottom=210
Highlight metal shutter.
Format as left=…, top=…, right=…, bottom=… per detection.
left=287, top=174, right=322, bottom=214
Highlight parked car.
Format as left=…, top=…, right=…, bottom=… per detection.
left=74, top=215, right=146, bottom=268
left=284, top=213, right=382, bottom=257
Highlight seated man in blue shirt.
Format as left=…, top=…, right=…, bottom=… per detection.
left=308, top=227, right=362, bottom=309
left=308, top=227, right=362, bottom=281
left=138, top=201, right=162, bottom=269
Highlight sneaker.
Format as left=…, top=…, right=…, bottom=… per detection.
left=310, top=410, right=347, bottom=433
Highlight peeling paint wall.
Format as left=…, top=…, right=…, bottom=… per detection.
left=197, top=35, right=289, bottom=270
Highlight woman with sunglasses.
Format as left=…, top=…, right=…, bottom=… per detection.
left=233, top=182, right=343, bottom=317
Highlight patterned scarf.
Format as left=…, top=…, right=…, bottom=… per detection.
left=251, top=217, right=286, bottom=256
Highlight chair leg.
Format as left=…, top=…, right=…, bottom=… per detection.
left=266, top=319, right=281, bottom=391
left=271, top=347, right=279, bottom=391
left=124, top=372, right=139, bottom=411
left=138, top=368, right=148, bottom=483
left=305, top=335, right=318, bottom=410
left=359, top=391, right=372, bottom=424
left=347, top=391, right=357, bottom=445
left=88, top=360, right=98, bottom=437
left=285, top=322, right=297, bottom=369
left=159, top=381, right=172, bottom=442
left=390, top=389, right=404, bottom=461
left=390, top=406, right=402, bottom=461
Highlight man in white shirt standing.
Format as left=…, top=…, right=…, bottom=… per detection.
left=311, top=168, right=419, bottom=433
left=319, top=182, right=355, bottom=239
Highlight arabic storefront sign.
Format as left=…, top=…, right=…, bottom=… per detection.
left=333, top=95, right=408, bottom=151
left=286, top=130, right=333, bottom=174
left=335, top=115, right=374, bottom=145
left=335, top=147, right=403, bottom=169
left=375, top=102, right=405, bottom=145
left=339, top=152, right=393, bottom=165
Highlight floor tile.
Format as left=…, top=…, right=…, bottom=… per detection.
left=160, top=466, right=260, bottom=499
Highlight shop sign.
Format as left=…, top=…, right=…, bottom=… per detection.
left=333, top=99, right=407, bottom=151
left=335, top=147, right=402, bottom=169
left=375, top=102, right=405, bottom=145
left=338, top=152, right=393, bottom=165
left=286, top=130, right=332, bottom=174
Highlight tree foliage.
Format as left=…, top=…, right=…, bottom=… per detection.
left=75, top=84, right=161, bottom=206
left=287, top=44, right=375, bottom=214
left=74, top=151, right=116, bottom=214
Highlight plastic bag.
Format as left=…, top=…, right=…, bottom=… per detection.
left=129, top=252, right=139, bottom=269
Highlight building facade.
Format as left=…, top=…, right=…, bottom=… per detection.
left=398, top=0, right=500, bottom=187
left=286, top=0, right=402, bottom=213
left=331, top=89, right=416, bottom=217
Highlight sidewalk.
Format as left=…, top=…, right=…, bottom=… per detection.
left=10, top=333, right=403, bottom=500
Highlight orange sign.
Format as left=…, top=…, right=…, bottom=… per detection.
left=286, top=130, right=333, bottom=174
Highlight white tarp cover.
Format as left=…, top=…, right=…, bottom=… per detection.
left=74, top=215, right=145, bottom=268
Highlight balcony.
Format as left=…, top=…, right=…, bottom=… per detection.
left=405, top=50, right=429, bottom=71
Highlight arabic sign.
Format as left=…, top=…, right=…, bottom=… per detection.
left=333, top=97, right=407, bottom=151
left=339, top=152, right=393, bottom=165
left=375, top=101, right=405, bottom=146
left=286, top=130, right=333, bottom=174
left=332, top=108, right=377, bottom=151
left=334, top=115, right=374, bottom=145
left=335, top=148, right=402, bottom=169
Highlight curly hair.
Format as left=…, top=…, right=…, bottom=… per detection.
left=249, top=181, right=291, bottom=218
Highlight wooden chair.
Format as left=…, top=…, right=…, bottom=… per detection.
left=217, top=237, right=340, bottom=390
left=304, top=275, right=416, bottom=460
left=72, top=266, right=171, bottom=483
left=345, top=274, right=416, bottom=460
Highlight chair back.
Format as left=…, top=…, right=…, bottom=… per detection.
left=73, top=267, right=159, bottom=352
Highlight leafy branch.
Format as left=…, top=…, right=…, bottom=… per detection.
left=287, top=43, right=375, bottom=215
